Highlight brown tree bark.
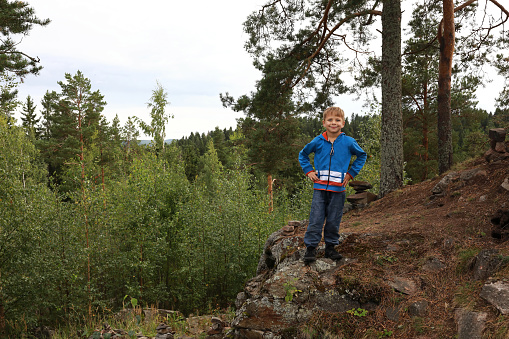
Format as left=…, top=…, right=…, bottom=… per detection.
left=437, top=0, right=455, bottom=174
left=380, top=0, right=403, bottom=197
left=268, top=173, right=273, bottom=213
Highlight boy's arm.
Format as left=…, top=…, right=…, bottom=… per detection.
left=346, top=139, right=367, bottom=179
left=298, top=139, right=317, bottom=177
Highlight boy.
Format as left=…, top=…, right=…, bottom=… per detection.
left=298, top=107, right=367, bottom=264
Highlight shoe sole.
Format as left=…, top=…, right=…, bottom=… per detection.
left=325, top=254, right=343, bottom=260
left=303, top=257, right=316, bottom=264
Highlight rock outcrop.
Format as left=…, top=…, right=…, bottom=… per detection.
left=232, top=221, right=368, bottom=337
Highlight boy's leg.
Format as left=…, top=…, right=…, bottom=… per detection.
left=323, top=191, right=346, bottom=246
left=304, top=190, right=327, bottom=249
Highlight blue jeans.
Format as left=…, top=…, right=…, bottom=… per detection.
left=304, top=190, right=346, bottom=248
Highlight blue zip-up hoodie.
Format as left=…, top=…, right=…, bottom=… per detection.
left=299, top=132, right=367, bottom=192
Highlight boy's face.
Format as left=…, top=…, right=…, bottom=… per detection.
left=322, top=114, right=345, bottom=136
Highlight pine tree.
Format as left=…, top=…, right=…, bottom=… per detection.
left=38, top=71, right=106, bottom=189
left=20, top=95, right=40, bottom=139
left=0, top=72, right=19, bottom=119
left=0, top=0, right=50, bottom=78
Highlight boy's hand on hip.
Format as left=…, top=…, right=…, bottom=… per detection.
left=342, top=173, right=353, bottom=187
left=307, top=171, right=318, bottom=182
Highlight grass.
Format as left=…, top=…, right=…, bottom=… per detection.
left=48, top=306, right=163, bottom=339
left=456, top=247, right=480, bottom=274
left=454, top=281, right=483, bottom=309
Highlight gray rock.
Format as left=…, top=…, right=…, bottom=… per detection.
left=455, top=308, right=487, bottom=339
left=480, top=281, right=509, bottom=314
left=459, top=168, right=487, bottom=181
left=422, top=257, right=446, bottom=272
left=386, top=306, right=400, bottom=322
left=155, top=334, right=174, bottom=339
left=502, top=178, right=509, bottom=192
left=409, top=300, right=428, bottom=317
left=472, top=249, right=503, bottom=280
left=387, top=276, right=418, bottom=295
left=431, top=172, right=458, bottom=196
left=236, top=292, right=247, bottom=309
left=313, top=290, right=360, bottom=313
left=343, top=202, right=354, bottom=214
left=288, top=220, right=306, bottom=227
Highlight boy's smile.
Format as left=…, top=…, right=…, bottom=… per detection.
left=323, top=115, right=345, bottom=138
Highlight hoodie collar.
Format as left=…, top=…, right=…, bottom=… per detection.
left=321, top=131, right=344, bottom=141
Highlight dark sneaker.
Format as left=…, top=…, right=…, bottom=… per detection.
left=303, top=247, right=316, bottom=264
left=325, top=245, right=342, bottom=261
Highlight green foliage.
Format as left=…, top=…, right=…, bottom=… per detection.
left=0, top=0, right=50, bottom=78
left=349, top=110, right=381, bottom=195
left=456, top=248, right=480, bottom=274
left=134, top=81, right=172, bottom=152
left=174, top=144, right=281, bottom=313
left=20, top=94, right=40, bottom=139
left=36, top=71, right=107, bottom=193
left=375, top=255, right=398, bottom=266
left=378, top=328, right=393, bottom=337
left=284, top=278, right=302, bottom=302
left=0, top=71, right=20, bottom=119
left=347, top=308, right=368, bottom=317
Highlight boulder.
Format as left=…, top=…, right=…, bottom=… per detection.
left=431, top=172, right=459, bottom=196
left=472, top=249, right=503, bottom=280
left=484, top=148, right=509, bottom=162
left=455, top=309, right=487, bottom=339
left=281, top=225, right=295, bottom=236
left=480, top=281, right=509, bottom=314
left=231, top=225, right=377, bottom=337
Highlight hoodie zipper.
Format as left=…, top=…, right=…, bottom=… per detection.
left=327, top=141, right=334, bottom=190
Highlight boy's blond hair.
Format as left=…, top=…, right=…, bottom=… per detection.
left=323, top=107, right=345, bottom=120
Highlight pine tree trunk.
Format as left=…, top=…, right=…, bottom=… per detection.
left=380, top=0, right=403, bottom=197
left=437, top=0, right=455, bottom=174
left=0, top=301, right=4, bottom=336
left=0, top=269, right=4, bottom=336
left=422, top=83, right=430, bottom=181
left=268, top=173, right=273, bottom=213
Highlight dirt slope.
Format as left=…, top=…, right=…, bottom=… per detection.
left=323, top=157, right=509, bottom=338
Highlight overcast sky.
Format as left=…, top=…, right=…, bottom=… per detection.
left=14, top=0, right=503, bottom=139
